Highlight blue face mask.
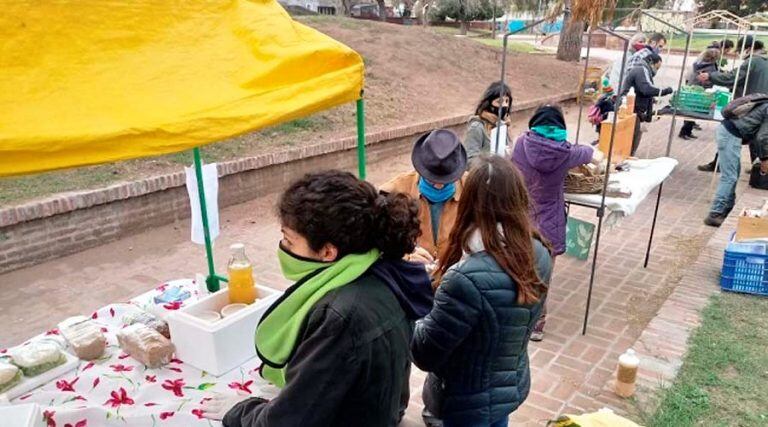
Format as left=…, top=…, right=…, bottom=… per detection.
left=418, top=177, right=455, bottom=203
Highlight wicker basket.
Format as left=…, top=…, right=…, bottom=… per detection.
left=565, top=165, right=604, bottom=194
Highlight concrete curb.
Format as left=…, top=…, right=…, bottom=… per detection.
left=0, top=91, right=576, bottom=229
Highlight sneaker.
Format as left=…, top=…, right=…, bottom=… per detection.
left=704, top=213, right=727, bottom=227
left=697, top=162, right=719, bottom=172
left=530, top=320, right=545, bottom=342
left=422, top=409, right=443, bottom=427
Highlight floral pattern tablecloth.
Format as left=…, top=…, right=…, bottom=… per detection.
left=6, top=280, right=278, bottom=427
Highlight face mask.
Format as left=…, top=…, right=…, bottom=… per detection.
left=277, top=243, right=331, bottom=281
left=633, top=42, right=645, bottom=52
left=489, top=104, right=509, bottom=118
left=418, top=177, right=456, bottom=204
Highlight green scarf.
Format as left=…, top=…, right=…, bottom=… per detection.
left=531, top=125, right=568, bottom=142
left=255, top=247, right=380, bottom=387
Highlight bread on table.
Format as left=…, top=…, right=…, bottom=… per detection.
left=0, top=362, right=22, bottom=393
left=124, top=311, right=171, bottom=339
left=58, top=316, right=107, bottom=361
left=10, top=342, right=66, bottom=377
left=117, top=324, right=175, bottom=368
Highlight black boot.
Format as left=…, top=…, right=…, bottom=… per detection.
left=697, top=161, right=719, bottom=173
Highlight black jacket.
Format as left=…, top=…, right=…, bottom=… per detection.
left=727, top=103, right=768, bottom=160
left=223, top=259, right=433, bottom=427
left=710, top=52, right=768, bottom=98
left=622, top=61, right=673, bottom=122
left=411, top=239, right=553, bottom=424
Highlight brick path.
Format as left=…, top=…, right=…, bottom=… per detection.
left=0, top=92, right=737, bottom=424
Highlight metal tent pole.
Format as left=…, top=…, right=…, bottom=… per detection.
left=356, top=98, right=367, bottom=179
left=193, top=147, right=221, bottom=293
left=582, top=27, right=629, bottom=335
left=574, top=30, right=593, bottom=145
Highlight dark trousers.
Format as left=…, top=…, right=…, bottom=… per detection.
left=631, top=118, right=642, bottom=156
left=680, top=120, right=695, bottom=136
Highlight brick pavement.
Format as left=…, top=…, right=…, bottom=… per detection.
left=0, top=106, right=744, bottom=425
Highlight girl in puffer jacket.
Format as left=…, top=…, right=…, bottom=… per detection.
left=510, top=105, right=593, bottom=341
left=412, top=156, right=552, bottom=427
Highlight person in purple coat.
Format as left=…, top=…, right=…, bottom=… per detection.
left=510, top=105, right=593, bottom=341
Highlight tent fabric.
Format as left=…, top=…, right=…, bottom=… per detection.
left=0, top=0, right=364, bottom=177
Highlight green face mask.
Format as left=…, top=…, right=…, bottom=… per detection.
left=277, top=244, right=332, bottom=281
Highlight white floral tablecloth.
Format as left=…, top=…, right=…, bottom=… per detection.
left=5, top=280, right=278, bottom=427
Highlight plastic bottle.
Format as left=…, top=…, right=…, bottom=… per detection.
left=626, top=87, right=636, bottom=112
left=618, top=96, right=629, bottom=119
left=615, top=348, right=639, bottom=398
left=227, top=243, right=258, bottom=304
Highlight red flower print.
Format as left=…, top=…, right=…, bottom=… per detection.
left=0, top=348, right=6, bottom=354
left=82, top=362, right=95, bottom=372
left=109, top=307, right=115, bottom=317
left=100, top=327, right=109, bottom=333
left=92, top=377, right=100, bottom=389
left=72, top=395, right=87, bottom=401
left=19, top=393, right=32, bottom=400
left=46, top=328, right=60, bottom=336
left=170, top=358, right=183, bottom=364
left=191, top=409, right=204, bottom=419
left=159, top=412, right=175, bottom=420
left=56, top=377, right=79, bottom=392
left=91, top=312, right=98, bottom=319
left=145, top=375, right=157, bottom=383
left=167, top=367, right=183, bottom=373
left=104, top=387, right=134, bottom=408
left=118, top=353, right=131, bottom=360
left=144, top=403, right=159, bottom=407
left=162, top=379, right=185, bottom=397
left=163, top=301, right=182, bottom=310
left=228, top=380, right=254, bottom=394
left=64, top=420, right=87, bottom=427
left=110, top=364, right=133, bottom=373
left=43, top=410, right=55, bottom=427
left=156, top=283, right=169, bottom=292
left=200, top=397, right=212, bottom=404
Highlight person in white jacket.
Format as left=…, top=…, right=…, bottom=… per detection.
left=606, top=33, right=646, bottom=91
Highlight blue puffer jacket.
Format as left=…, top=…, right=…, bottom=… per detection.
left=411, top=238, right=552, bottom=424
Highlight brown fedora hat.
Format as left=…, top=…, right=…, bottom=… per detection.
left=411, top=129, right=467, bottom=184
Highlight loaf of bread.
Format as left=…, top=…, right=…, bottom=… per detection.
left=10, top=342, right=66, bottom=377
left=117, top=324, right=175, bottom=368
left=58, top=316, right=107, bottom=361
left=124, top=311, right=171, bottom=339
left=0, top=362, right=21, bottom=393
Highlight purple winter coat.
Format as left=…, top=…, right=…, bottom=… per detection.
left=511, top=131, right=593, bottom=255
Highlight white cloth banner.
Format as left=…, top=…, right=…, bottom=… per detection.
left=185, top=163, right=220, bottom=245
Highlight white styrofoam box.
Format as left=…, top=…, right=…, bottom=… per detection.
left=0, top=403, right=43, bottom=427
left=167, top=285, right=282, bottom=376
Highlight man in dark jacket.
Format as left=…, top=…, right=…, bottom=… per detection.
left=621, top=52, right=673, bottom=155
left=697, top=37, right=768, bottom=172
left=203, top=259, right=433, bottom=426
left=705, top=102, right=768, bottom=227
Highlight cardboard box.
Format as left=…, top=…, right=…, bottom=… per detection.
left=599, top=113, right=636, bottom=163
left=736, top=210, right=768, bottom=242
left=167, top=285, right=281, bottom=376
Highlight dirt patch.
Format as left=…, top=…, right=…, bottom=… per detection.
left=626, top=232, right=710, bottom=334
left=0, top=16, right=595, bottom=205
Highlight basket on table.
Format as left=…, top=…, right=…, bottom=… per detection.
left=721, top=235, right=768, bottom=297
left=670, top=86, right=715, bottom=114
left=565, top=165, right=604, bottom=194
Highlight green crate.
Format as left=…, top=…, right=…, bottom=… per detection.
left=671, top=87, right=715, bottom=114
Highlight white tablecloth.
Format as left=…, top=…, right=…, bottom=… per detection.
left=565, top=157, right=678, bottom=221
left=5, top=280, right=278, bottom=427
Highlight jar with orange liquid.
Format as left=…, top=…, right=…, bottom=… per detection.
left=227, top=243, right=258, bottom=304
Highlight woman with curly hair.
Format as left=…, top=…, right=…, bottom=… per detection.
left=202, top=170, right=434, bottom=426
left=412, top=156, right=553, bottom=427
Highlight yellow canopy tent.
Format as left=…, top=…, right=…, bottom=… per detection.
left=0, top=0, right=366, bottom=290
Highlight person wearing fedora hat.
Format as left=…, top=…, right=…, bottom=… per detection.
left=464, top=81, right=513, bottom=161
left=380, top=129, right=468, bottom=268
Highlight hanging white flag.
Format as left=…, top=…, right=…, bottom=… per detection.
left=185, top=163, right=220, bottom=245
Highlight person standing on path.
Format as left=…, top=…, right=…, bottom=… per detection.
left=464, top=81, right=513, bottom=161
left=605, top=32, right=646, bottom=91
left=621, top=52, right=674, bottom=156
left=202, top=170, right=434, bottom=426
left=510, top=104, right=594, bottom=341
left=697, top=37, right=768, bottom=172
left=679, top=48, right=722, bottom=140
left=411, top=155, right=552, bottom=427
left=704, top=102, right=768, bottom=227
left=380, top=129, right=468, bottom=269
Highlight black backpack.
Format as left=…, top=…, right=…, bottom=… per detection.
left=722, top=93, right=768, bottom=119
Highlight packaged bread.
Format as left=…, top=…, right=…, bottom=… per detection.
left=0, top=362, right=22, bottom=393
left=58, top=316, right=106, bottom=360
left=10, top=342, right=66, bottom=377
left=124, top=311, right=171, bottom=339
left=117, top=324, right=175, bottom=368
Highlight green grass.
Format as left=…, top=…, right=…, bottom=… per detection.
left=475, top=38, right=538, bottom=53
left=667, top=34, right=735, bottom=52
left=643, top=293, right=768, bottom=426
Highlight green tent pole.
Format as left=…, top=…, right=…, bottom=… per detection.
left=356, top=98, right=366, bottom=179
left=193, top=147, right=221, bottom=292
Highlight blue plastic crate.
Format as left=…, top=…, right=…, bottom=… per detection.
left=720, top=235, right=768, bottom=296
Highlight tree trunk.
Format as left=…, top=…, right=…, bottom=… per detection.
left=377, top=0, right=387, bottom=20
left=556, top=12, right=584, bottom=62
left=460, top=20, right=469, bottom=35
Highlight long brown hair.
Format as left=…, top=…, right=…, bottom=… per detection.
left=435, top=156, right=549, bottom=305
